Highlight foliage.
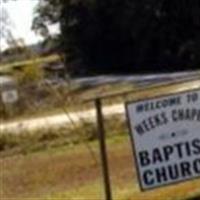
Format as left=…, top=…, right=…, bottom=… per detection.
left=32, top=0, right=62, bottom=37
left=0, top=115, right=126, bottom=157
left=0, top=5, right=12, bottom=53
left=15, top=63, right=43, bottom=85
left=32, top=0, right=200, bottom=75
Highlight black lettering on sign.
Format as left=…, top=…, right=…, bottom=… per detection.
left=192, top=139, right=200, bottom=155
left=155, top=167, right=168, bottom=183
left=135, top=96, right=181, bottom=113
left=134, top=112, right=168, bottom=135
left=143, top=170, right=154, bottom=186
left=180, top=162, right=192, bottom=177
left=139, top=151, right=151, bottom=167
left=194, top=159, right=200, bottom=173
left=163, top=145, right=174, bottom=161
left=138, top=139, right=200, bottom=167
left=126, top=89, right=200, bottom=190
left=171, top=109, right=200, bottom=122
left=152, top=149, right=163, bottom=164
left=141, top=159, right=200, bottom=186
left=168, top=164, right=179, bottom=180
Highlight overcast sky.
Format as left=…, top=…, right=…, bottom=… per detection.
left=1, top=0, right=59, bottom=50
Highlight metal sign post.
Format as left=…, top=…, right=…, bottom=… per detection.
left=95, top=98, right=112, bottom=200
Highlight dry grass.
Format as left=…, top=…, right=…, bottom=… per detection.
left=0, top=54, right=60, bottom=70
left=0, top=116, right=126, bottom=157
left=1, top=79, right=200, bottom=200
left=0, top=135, right=131, bottom=199
left=0, top=81, right=136, bottom=122
left=45, top=180, right=200, bottom=200
left=1, top=73, right=199, bottom=124
left=1, top=134, right=200, bottom=200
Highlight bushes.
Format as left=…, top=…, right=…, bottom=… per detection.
left=0, top=116, right=126, bottom=157
left=0, top=134, right=18, bottom=151
left=0, top=123, right=94, bottom=157
left=15, top=63, right=43, bottom=85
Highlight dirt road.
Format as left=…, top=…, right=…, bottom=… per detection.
left=0, top=104, right=124, bottom=133
left=1, top=78, right=200, bottom=134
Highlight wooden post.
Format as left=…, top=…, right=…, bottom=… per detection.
left=95, top=98, right=112, bottom=200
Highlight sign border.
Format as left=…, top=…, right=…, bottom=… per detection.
left=125, top=87, right=200, bottom=191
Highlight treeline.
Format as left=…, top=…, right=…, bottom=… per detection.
left=33, top=0, right=200, bottom=75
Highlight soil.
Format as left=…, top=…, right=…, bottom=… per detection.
left=0, top=138, right=135, bottom=199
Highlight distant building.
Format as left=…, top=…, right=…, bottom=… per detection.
left=42, top=61, right=66, bottom=81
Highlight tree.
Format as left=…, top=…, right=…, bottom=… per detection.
left=0, top=5, right=12, bottom=54
left=0, top=0, right=20, bottom=58
left=15, top=63, right=43, bottom=85
left=33, top=0, right=200, bottom=75
left=32, top=0, right=61, bottom=38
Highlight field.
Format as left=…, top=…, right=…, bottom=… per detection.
left=1, top=134, right=200, bottom=200
left=1, top=78, right=200, bottom=200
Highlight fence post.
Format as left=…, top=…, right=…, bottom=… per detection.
left=95, top=98, right=112, bottom=200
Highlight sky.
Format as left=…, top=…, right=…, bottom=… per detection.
left=0, top=0, right=59, bottom=50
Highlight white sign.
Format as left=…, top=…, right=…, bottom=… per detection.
left=126, top=89, right=200, bottom=191
left=1, top=90, right=18, bottom=104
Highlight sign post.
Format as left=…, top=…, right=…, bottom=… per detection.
left=126, top=89, right=200, bottom=191
left=95, top=98, right=112, bottom=200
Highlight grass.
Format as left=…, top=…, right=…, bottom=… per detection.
left=1, top=134, right=200, bottom=200
left=0, top=54, right=60, bottom=71
left=45, top=180, right=200, bottom=200
left=1, top=76, right=200, bottom=124
left=1, top=65, right=200, bottom=124
left=0, top=134, right=129, bottom=199
left=0, top=81, right=136, bottom=122
left=1, top=78, right=200, bottom=200
left=0, top=116, right=126, bottom=157
left=44, top=181, right=138, bottom=200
